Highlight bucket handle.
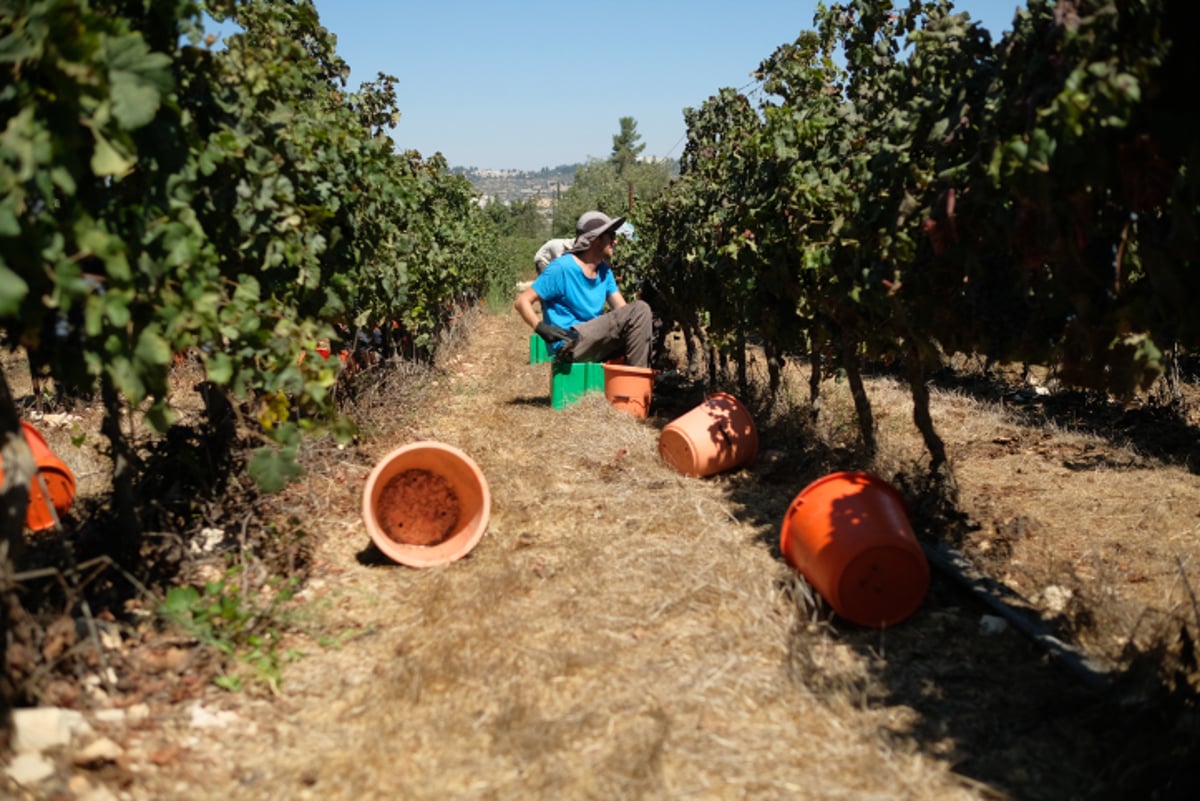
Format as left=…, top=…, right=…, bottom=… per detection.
left=614, top=395, right=646, bottom=411
left=35, top=470, right=64, bottom=531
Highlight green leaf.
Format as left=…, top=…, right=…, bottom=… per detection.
left=104, top=291, right=132, bottom=327
left=49, top=166, right=77, bottom=196
left=206, top=352, right=233, bottom=384
left=214, top=674, right=243, bottom=692
left=145, top=401, right=174, bottom=432
left=90, top=130, right=136, bottom=178
left=0, top=264, right=28, bottom=316
left=234, top=275, right=261, bottom=303
left=1112, top=73, right=1140, bottom=104
left=135, top=327, right=172, bottom=367
left=1028, top=128, right=1054, bottom=170
left=162, top=586, right=201, bottom=617
left=927, top=117, right=950, bottom=144
left=0, top=199, right=19, bottom=237
left=110, top=74, right=165, bottom=129
left=76, top=224, right=132, bottom=280
left=247, top=445, right=303, bottom=493
left=106, top=34, right=173, bottom=130
left=0, top=27, right=36, bottom=64
left=108, top=353, right=146, bottom=403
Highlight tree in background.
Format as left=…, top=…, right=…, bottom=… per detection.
left=552, top=118, right=674, bottom=234
left=484, top=198, right=548, bottom=240
left=611, top=116, right=646, bottom=176
left=484, top=197, right=548, bottom=289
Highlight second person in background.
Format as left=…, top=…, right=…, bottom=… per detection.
left=533, top=235, right=575, bottom=275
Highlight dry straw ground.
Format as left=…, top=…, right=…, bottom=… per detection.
left=4, top=305, right=1200, bottom=800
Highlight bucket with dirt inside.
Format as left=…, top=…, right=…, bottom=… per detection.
left=0, top=421, right=76, bottom=532
left=779, top=471, right=929, bottom=627
left=603, top=362, right=656, bottom=419
left=362, top=441, right=491, bottom=568
left=658, top=392, right=758, bottom=477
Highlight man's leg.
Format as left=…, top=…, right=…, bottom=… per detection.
left=568, top=300, right=653, bottom=367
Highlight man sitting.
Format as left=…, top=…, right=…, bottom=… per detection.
left=514, top=211, right=652, bottom=368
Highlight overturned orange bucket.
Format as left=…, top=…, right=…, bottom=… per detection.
left=361, top=441, right=491, bottom=568
left=658, top=393, right=758, bottom=477
left=780, top=471, right=929, bottom=627
left=602, top=363, right=656, bottom=418
left=0, top=421, right=77, bottom=531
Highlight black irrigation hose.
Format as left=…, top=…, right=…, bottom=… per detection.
left=922, top=541, right=1114, bottom=692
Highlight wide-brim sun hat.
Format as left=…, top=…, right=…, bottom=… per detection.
left=568, top=211, right=626, bottom=253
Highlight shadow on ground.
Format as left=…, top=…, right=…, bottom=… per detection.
left=922, top=367, right=1200, bottom=474
left=715, top=390, right=1200, bottom=801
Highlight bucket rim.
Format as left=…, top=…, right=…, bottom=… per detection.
left=795, top=470, right=906, bottom=503
left=601, top=362, right=658, bottom=377
left=780, top=470, right=909, bottom=566
left=366, top=439, right=484, bottom=470
left=19, top=420, right=49, bottom=448
left=15, top=420, right=75, bottom=480
left=659, top=392, right=758, bottom=477
left=362, top=440, right=492, bottom=568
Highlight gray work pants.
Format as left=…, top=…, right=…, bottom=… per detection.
left=563, top=300, right=653, bottom=368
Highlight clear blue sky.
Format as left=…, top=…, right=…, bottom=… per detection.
left=301, top=1, right=1024, bottom=171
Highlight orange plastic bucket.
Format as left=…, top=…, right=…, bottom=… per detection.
left=0, top=421, right=77, bottom=531
left=361, top=441, right=491, bottom=568
left=779, top=471, right=929, bottom=627
left=658, top=392, right=758, bottom=477
left=602, top=363, right=656, bottom=418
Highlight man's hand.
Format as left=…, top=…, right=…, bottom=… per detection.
left=535, top=321, right=575, bottom=345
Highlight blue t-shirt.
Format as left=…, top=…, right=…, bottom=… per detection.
left=532, top=254, right=618, bottom=339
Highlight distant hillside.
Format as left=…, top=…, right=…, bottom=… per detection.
left=451, top=165, right=579, bottom=205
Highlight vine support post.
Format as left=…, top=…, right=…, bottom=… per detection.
left=0, top=372, right=33, bottom=730
left=764, top=341, right=783, bottom=399
left=840, top=336, right=876, bottom=457
left=735, top=329, right=748, bottom=397
left=887, top=283, right=950, bottom=475
left=100, top=378, right=141, bottom=564
left=808, top=333, right=824, bottom=422
left=0, top=374, right=31, bottom=566
left=905, top=340, right=948, bottom=473
left=683, top=318, right=706, bottom=377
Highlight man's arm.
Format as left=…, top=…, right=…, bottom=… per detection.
left=514, top=287, right=543, bottom=328
left=518, top=286, right=574, bottom=345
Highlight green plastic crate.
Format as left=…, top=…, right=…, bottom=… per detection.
left=529, top=333, right=551, bottom=364
left=550, top=360, right=606, bottom=409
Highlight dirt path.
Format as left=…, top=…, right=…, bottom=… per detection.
left=79, top=311, right=984, bottom=800
left=7, top=308, right=1200, bottom=800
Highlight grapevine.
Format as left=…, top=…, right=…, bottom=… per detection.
left=627, top=0, right=1198, bottom=469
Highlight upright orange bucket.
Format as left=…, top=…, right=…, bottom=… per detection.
left=779, top=471, right=929, bottom=627
left=658, top=392, right=758, bottom=477
left=361, top=441, right=491, bottom=568
left=0, top=421, right=77, bottom=531
left=602, top=363, right=656, bottom=419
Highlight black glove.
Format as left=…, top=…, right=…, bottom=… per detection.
left=535, top=321, right=575, bottom=345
